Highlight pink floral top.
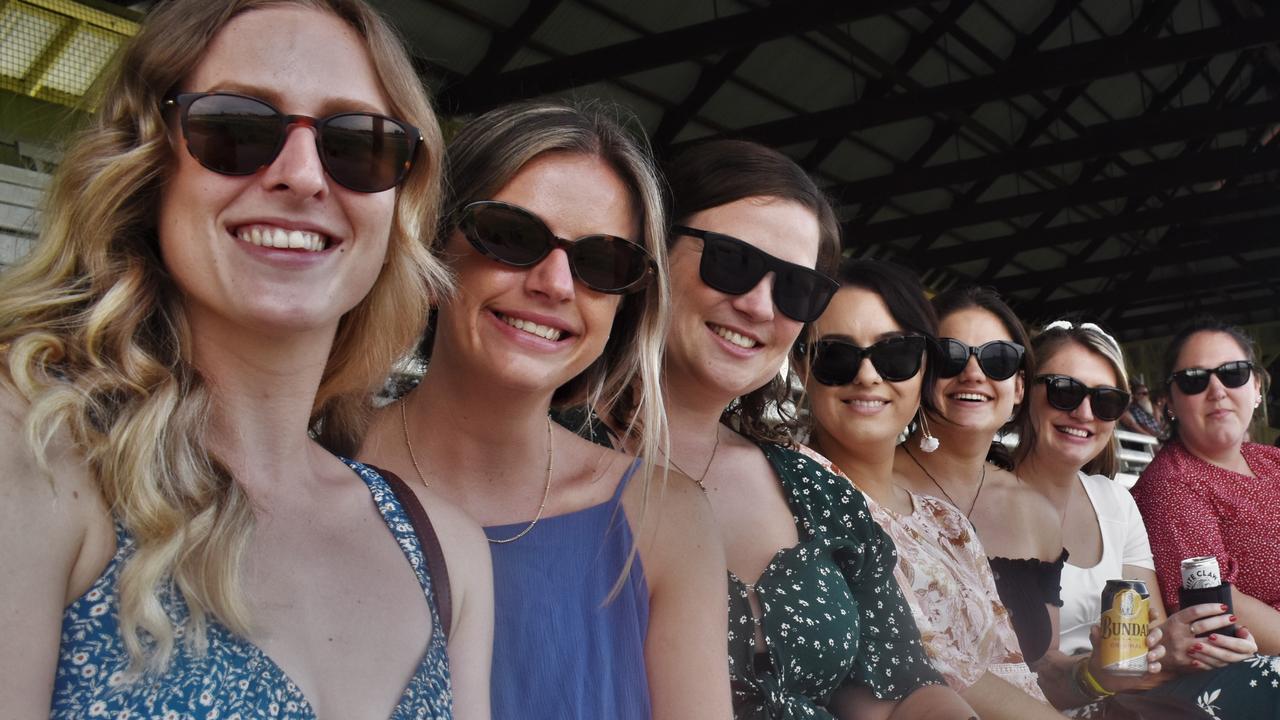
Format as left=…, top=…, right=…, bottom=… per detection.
left=798, top=445, right=1045, bottom=700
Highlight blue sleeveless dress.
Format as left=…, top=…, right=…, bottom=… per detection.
left=485, top=458, right=650, bottom=720
left=51, top=459, right=452, bottom=719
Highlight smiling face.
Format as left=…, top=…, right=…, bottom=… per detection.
left=805, top=286, right=924, bottom=454
left=1169, top=330, right=1262, bottom=457
left=156, top=6, right=397, bottom=340
left=933, top=307, right=1025, bottom=433
left=432, top=151, right=633, bottom=396
left=1030, top=341, right=1120, bottom=471
left=665, top=196, right=820, bottom=404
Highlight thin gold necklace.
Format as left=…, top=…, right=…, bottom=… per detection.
left=401, top=402, right=554, bottom=544
left=905, top=444, right=986, bottom=518
left=664, top=428, right=721, bottom=492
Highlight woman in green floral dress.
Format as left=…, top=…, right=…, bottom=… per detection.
left=640, top=139, right=975, bottom=719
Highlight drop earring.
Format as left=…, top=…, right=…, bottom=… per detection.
left=918, top=411, right=940, bottom=453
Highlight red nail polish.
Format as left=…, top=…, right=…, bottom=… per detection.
left=1210, top=634, right=1218, bottom=641
left=1192, top=659, right=1202, bottom=668
left=1230, top=615, right=1238, bottom=623
left=1221, top=604, right=1230, bottom=612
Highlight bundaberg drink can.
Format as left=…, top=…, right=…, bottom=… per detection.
left=1099, top=580, right=1150, bottom=676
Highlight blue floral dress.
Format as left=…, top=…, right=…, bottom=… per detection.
left=50, top=459, right=452, bottom=719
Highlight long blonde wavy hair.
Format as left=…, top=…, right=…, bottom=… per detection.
left=424, top=100, right=672, bottom=589
left=0, top=0, right=449, bottom=672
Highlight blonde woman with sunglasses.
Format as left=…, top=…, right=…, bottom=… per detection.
left=359, top=102, right=732, bottom=720
left=0, top=0, right=493, bottom=717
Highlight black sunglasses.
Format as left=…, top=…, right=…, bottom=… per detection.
left=1036, top=374, right=1131, bottom=422
left=937, top=339, right=1025, bottom=381
left=672, top=226, right=837, bottom=323
left=458, top=201, right=655, bottom=294
left=164, top=92, right=420, bottom=193
left=806, top=335, right=927, bottom=385
left=1168, top=360, right=1255, bottom=395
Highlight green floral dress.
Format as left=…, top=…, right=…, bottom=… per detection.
left=729, top=443, right=942, bottom=718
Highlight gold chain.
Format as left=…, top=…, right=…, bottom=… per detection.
left=401, top=401, right=554, bottom=544
left=664, top=428, right=721, bottom=492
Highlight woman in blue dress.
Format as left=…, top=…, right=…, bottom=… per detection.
left=0, top=1, right=491, bottom=717
left=359, top=102, right=733, bottom=718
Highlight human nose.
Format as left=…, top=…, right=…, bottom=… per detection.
left=1070, top=395, right=1096, bottom=421
left=730, top=273, right=776, bottom=322
left=852, top=352, right=881, bottom=386
left=259, top=124, right=327, bottom=198
left=1204, top=374, right=1229, bottom=399
left=958, top=351, right=985, bottom=381
left=525, top=247, right=575, bottom=302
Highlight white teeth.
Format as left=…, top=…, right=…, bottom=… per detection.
left=848, top=399, right=888, bottom=409
left=1058, top=426, right=1090, bottom=438
left=712, top=324, right=758, bottom=349
left=953, top=393, right=988, bottom=402
left=500, top=313, right=563, bottom=341
left=235, top=225, right=327, bottom=252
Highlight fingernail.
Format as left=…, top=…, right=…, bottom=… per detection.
left=1230, top=615, right=1238, bottom=622
left=1192, top=659, right=1201, bottom=668
left=1221, top=604, right=1230, bottom=611
left=1210, top=634, right=1218, bottom=641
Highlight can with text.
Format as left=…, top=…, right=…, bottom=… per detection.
left=1099, top=579, right=1150, bottom=676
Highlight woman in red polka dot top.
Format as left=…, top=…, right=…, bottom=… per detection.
left=1133, top=318, right=1280, bottom=655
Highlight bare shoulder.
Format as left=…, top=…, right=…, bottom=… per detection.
left=417, top=486, right=491, bottom=633
left=0, top=382, right=99, bottom=515
left=620, top=462, right=724, bottom=592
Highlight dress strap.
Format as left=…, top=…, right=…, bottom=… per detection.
left=378, top=466, right=452, bottom=642
left=611, top=457, right=644, bottom=502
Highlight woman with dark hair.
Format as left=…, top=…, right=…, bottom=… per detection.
left=648, top=140, right=973, bottom=718
left=359, top=101, right=732, bottom=719
left=0, top=0, right=492, bottom=716
left=796, top=260, right=1063, bottom=719
left=892, top=286, right=1065, bottom=664
left=1013, top=321, right=1280, bottom=718
left=1134, top=318, right=1280, bottom=654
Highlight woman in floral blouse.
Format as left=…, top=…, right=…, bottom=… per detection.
left=796, top=260, right=1063, bottom=720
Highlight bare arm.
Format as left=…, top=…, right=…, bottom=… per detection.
left=0, top=393, right=103, bottom=717
left=960, top=672, right=1065, bottom=719
left=427, top=494, right=493, bottom=720
left=830, top=683, right=977, bottom=720
left=634, top=470, right=733, bottom=720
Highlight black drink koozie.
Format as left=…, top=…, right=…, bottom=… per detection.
left=1179, top=581, right=1237, bottom=638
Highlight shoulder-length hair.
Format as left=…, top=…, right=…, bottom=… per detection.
left=1015, top=322, right=1131, bottom=478
left=424, top=100, right=670, bottom=545
left=0, top=0, right=448, bottom=672
left=664, top=139, right=841, bottom=445
left=1160, top=316, right=1259, bottom=442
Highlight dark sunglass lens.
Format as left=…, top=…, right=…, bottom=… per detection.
left=1045, top=377, right=1086, bottom=411
left=700, top=235, right=763, bottom=295
left=1173, top=370, right=1210, bottom=395
left=1092, top=389, right=1130, bottom=421
left=980, top=342, right=1021, bottom=381
left=871, top=337, right=925, bottom=382
left=571, top=236, right=649, bottom=293
left=812, top=341, right=861, bottom=385
left=466, top=206, right=550, bottom=266
left=773, top=268, right=826, bottom=322
left=185, top=94, right=281, bottom=174
left=1217, top=361, right=1253, bottom=388
left=939, top=339, right=970, bottom=378
left=321, top=113, right=413, bottom=192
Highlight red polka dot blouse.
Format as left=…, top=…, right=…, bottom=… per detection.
left=1132, top=439, right=1280, bottom=613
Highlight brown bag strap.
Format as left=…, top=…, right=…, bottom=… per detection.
left=376, top=466, right=452, bottom=642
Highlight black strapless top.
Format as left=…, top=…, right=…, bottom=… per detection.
left=987, top=549, right=1068, bottom=664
